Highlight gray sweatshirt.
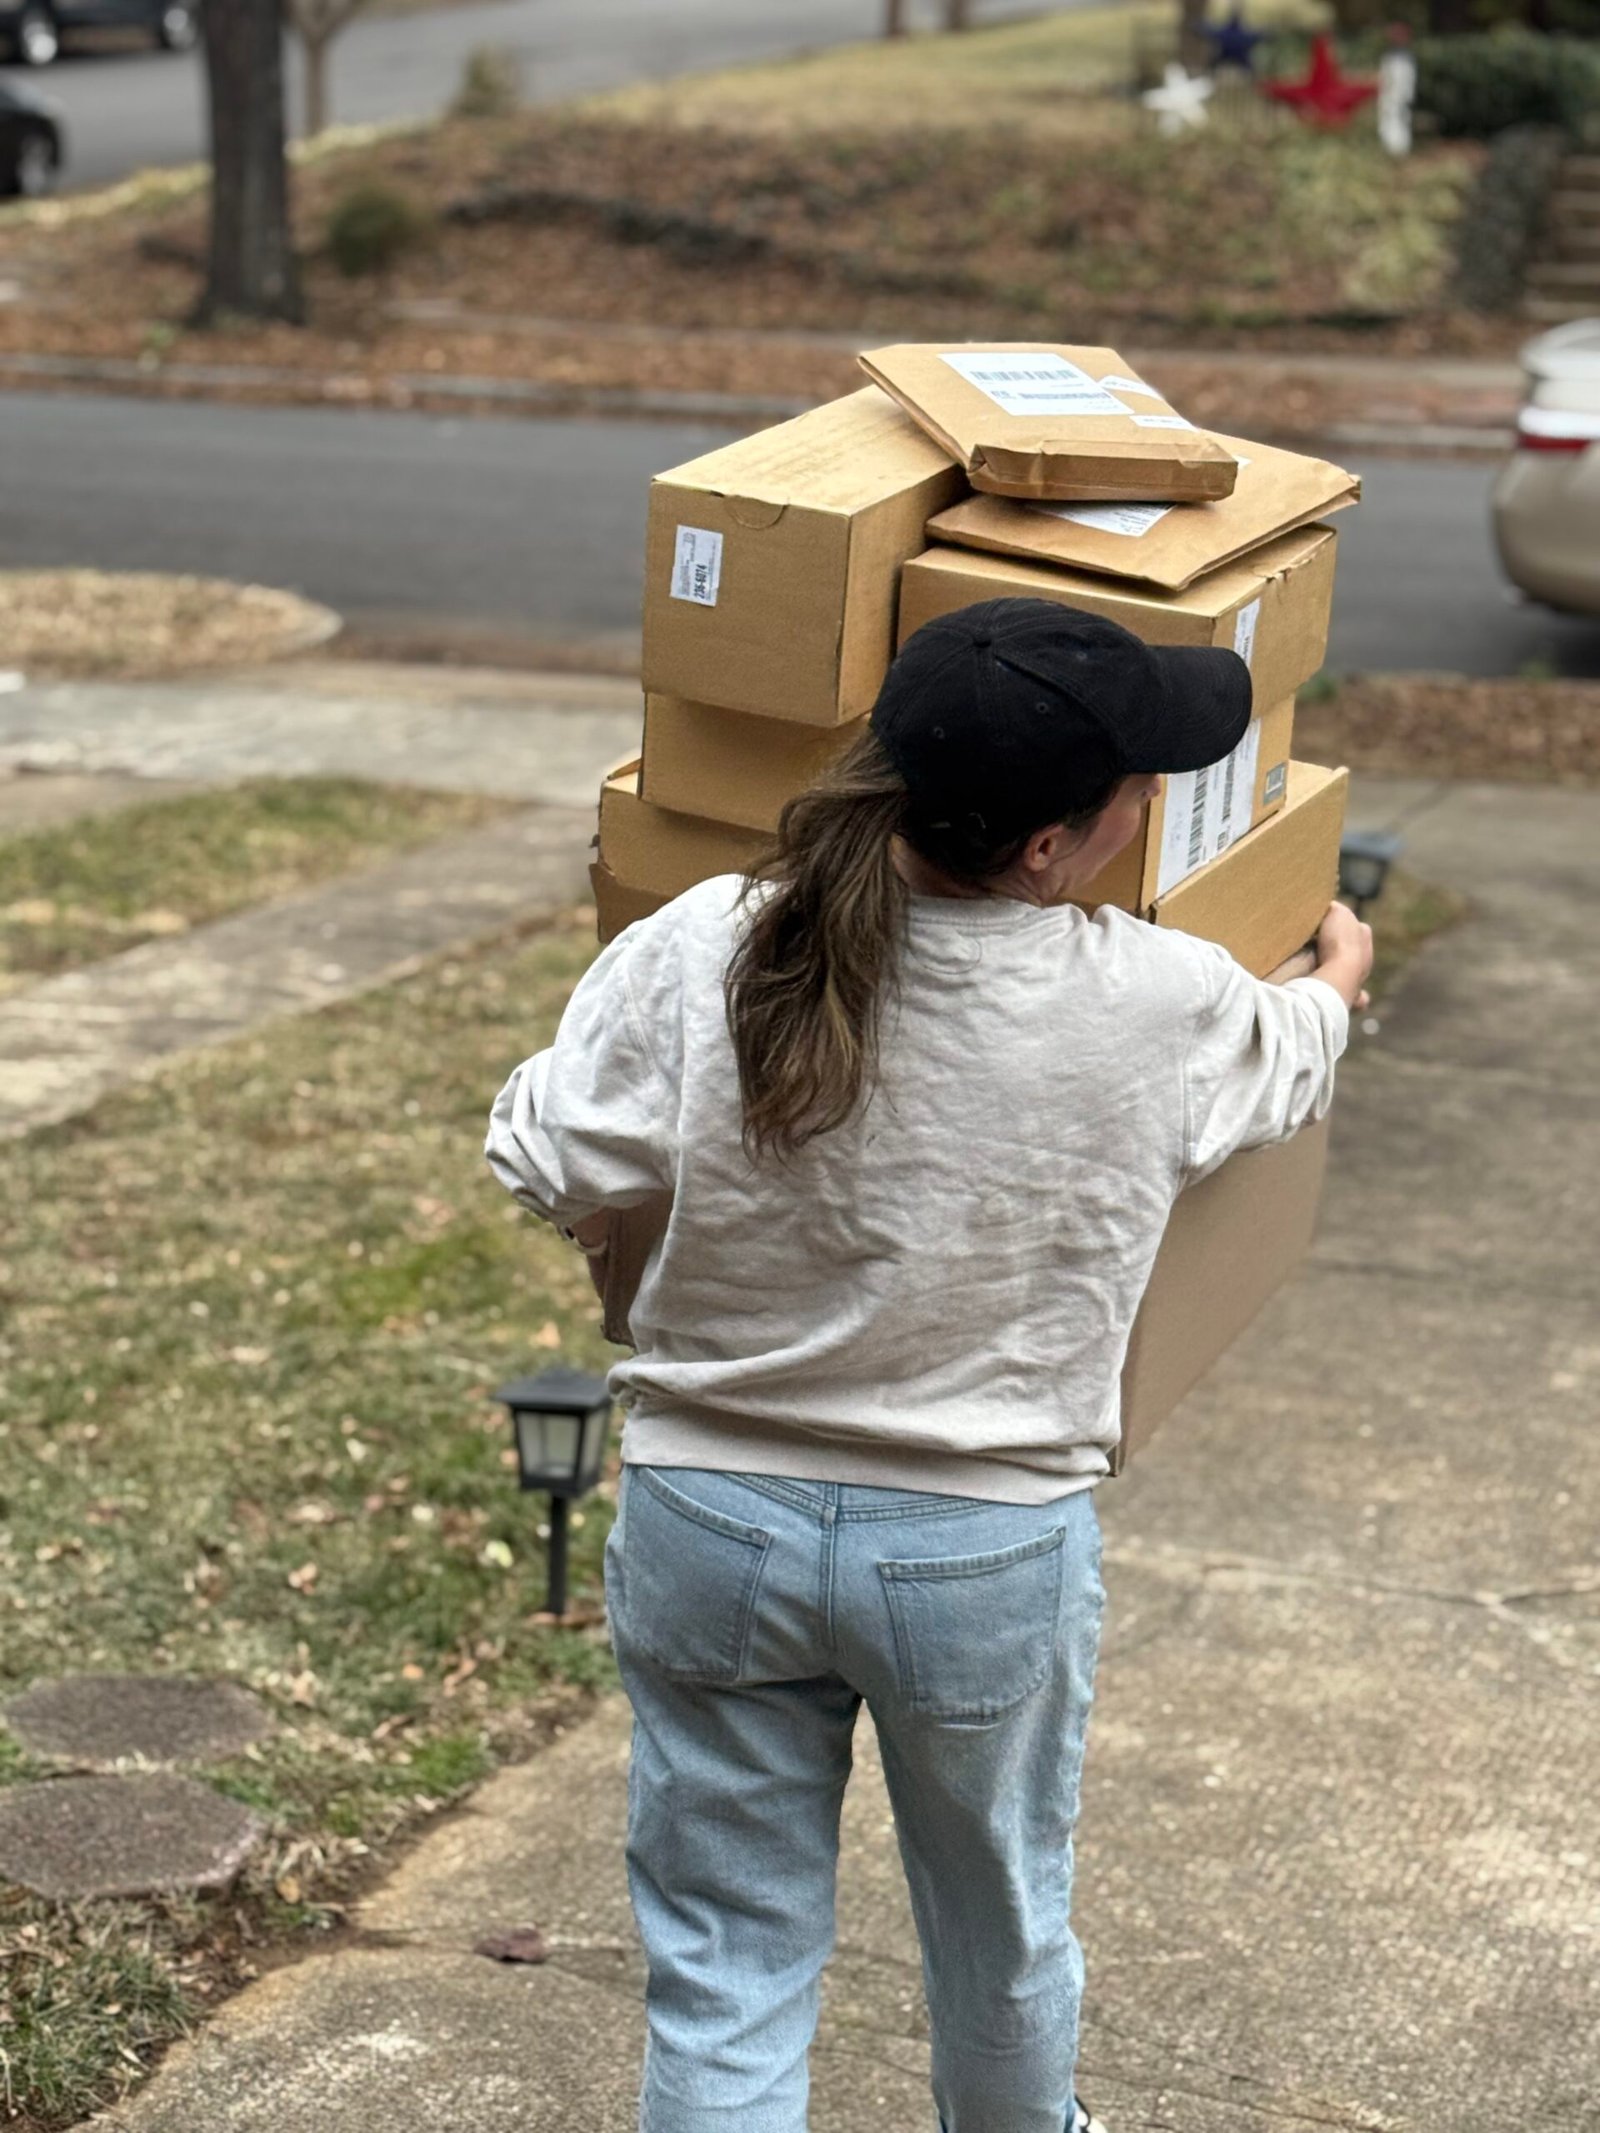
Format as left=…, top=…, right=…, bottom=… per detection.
left=485, top=876, right=1347, bottom=1503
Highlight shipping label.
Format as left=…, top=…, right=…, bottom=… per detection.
left=941, top=351, right=1131, bottom=418
left=1131, top=413, right=1195, bottom=431
left=1032, top=498, right=1175, bottom=540
left=1098, top=372, right=1163, bottom=398
left=1232, top=596, right=1261, bottom=668
left=1156, top=717, right=1263, bottom=899
left=671, top=525, right=724, bottom=607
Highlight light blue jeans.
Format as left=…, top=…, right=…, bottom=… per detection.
left=605, top=1464, right=1106, bottom=2133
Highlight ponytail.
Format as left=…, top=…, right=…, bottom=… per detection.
left=725, top=731, right=908, bottom=1164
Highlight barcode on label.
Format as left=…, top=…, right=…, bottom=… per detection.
left=1216, top=751, right=1239, bottom=857
left=1186, top=764, right=1211, bottom=874
left=670, top=524, right=723, bottom=608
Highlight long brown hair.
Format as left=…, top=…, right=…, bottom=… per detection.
left=724, top=729, right=1116, bottom=1162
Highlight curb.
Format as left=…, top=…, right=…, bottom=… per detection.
left=0, top=353, right=813, bottom=427
left=0, top=352, right=1515, bottom=456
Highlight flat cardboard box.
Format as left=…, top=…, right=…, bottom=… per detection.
left=597, top=761, right=767, bottom=911
left=1147, top=760, right=1348, bottom=977
left=899, top=526, right=1337, bottom=725
left=928, top=432, right=1359, bottom=593
left=643, top=695, right=866, bottom=834
left=859, top=343, right=1239, bottom=503
left=1072, top=692, right=1297, bottom=913
left=594, top=1112, right=1331, bottom=1475
left=641, top=387, right=964, bottom=728
left=1112, top=1114, right=1330, bottom=1471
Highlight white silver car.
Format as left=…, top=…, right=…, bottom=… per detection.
left=1493, top=319, right=1600, bottom=614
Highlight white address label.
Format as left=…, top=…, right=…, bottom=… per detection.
left=1232, top=596, right=1261, bottom=668
left=671, top=525, right=723, bottom=607
left=1132, top=413, right=1195, bottom=431
left=1156, top=716, right=1262, bottom=899
left=941, top=350, right=1130, bottom=418
left=1033, top=498, right=1175, bottom=540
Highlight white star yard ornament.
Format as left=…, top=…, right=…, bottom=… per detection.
left=1143, top=63, right=1214, bottom=136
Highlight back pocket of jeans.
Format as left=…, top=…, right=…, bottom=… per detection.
left=878, top=1525, right=1066, bottom=1723
left=610, top=1468, right=773, bottom=1684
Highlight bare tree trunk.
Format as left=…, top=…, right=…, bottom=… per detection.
left=883, top=0, right=908, bottom=33
left=944, top=0, right=973, bottom=26
left=289, top=0, right=368, bottom=133
left=304, top=30, right=330, bottom=135
left=197, top=0, right=302, bottom=324
left=1177, top=0, right=1208, bottom=71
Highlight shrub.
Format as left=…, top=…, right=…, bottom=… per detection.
left=1452, top=122, right=1567, bottom=312
left=451, top=45, right=524, bottom=119
left=325, top=183, right=430, bottom=279
left=1415, top=29, right=1600, bottom=139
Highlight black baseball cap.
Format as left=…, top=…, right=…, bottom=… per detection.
left=872, top=599, right=1253, bottom=842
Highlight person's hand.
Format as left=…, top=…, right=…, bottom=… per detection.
left=1314, top=901, right=1374, bottom=1011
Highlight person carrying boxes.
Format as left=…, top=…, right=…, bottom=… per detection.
left=485, top=600, right=1372, bottom=2133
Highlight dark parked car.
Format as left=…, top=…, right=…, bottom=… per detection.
left=1, top=0, right=197, bottom=66
left=0, top=78, right=62, bottom=195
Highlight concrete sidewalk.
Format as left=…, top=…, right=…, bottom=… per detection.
left=84, top=771, right=1599, bottom=2133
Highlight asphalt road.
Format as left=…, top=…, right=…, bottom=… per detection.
left=4, top=390, right=1599, bottom=678
left=0, top=0, right=1039, bottom=193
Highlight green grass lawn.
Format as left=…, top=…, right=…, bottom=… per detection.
left=0, top=779, right=510, bottom=995
left=0, top=911, right=615, bottom=2130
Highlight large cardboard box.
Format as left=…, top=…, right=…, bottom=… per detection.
left=1113, top=1114, right=1330, bottom=1470
left=929, top=432, right=1359, bottom=593
left=1146, top=760, right=1348, bottom=976
left=859, top=343, right=1239, bottom=503
left=641, top=388, right=964, bottom=728
left=596, top=762, right=766, bottom=928
left=643, top=695, right=865, bottom=834
left=1073, top=693, right=1296, bottom=914
left=899, top=526, right=1337, bottom=726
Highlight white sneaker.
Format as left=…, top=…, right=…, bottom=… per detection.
left=1073, top=2104, right=1109, bottom=2133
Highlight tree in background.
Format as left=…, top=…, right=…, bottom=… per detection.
left=884, top=0, right=976, bottom=31
left=198, top=0, right=302, bottom=324
left=289, top=0, right=371, bottom=135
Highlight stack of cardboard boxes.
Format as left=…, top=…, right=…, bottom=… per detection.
left=590, top=345, right=1360, bottom=1463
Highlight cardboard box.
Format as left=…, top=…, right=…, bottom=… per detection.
left=641, top=387, right=964, bottom=728
left=928, top=432, right=1359, bottom=593
left=1113, top=1114, right=1330, bottom=1470
left=1147, top=760, right=1348, bottom=977
left=643, top=695, right=866, bottom=834
left=597, top=761, right=767, bottom=910
left=590, top=854, right=666, bottom=944
left=1071, top=693, right=1296, bottom=913
left=898, top=526, right=1337, bottom=725
left=859, top=343, right=1239, bottom=503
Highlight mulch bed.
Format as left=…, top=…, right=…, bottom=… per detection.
left=1297, top=676, right=1600, bottom=787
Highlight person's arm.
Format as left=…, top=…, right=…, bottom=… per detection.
left=484, top=934, right=675, bottom=1229
left=1183, top=901, right=1372, bottom=1182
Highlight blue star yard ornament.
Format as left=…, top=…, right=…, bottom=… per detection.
left=1206, top=8, right=1267, bottom=72
left=1143, top=62, right=1214, bottom=136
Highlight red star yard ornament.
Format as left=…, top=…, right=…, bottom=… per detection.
left=1261, top=34, right=1378, bottom=128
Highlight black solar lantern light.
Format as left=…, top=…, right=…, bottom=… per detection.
left=494, top=1366, right=612, bottom=1619
left=1338, top=829, right=1403, bottom=920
